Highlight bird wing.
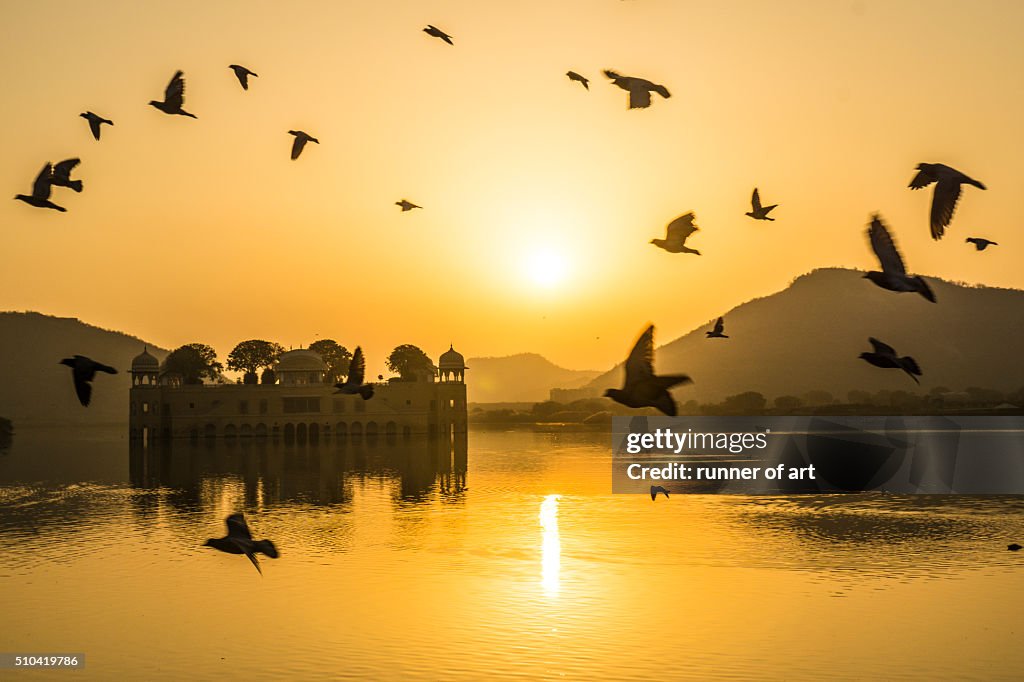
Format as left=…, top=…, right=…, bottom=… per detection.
left=930, top=179, right=962, bottom=240
left=908, top=167, right=936, bottom=189
left=245, top=551, right=263, bottom=575
left=751, top=188, right=762, bottom=211
left=623, top=326, right=656, bottom=386
left=628, top=87, right=652, bottom=109
left=164, top=71, right=185, bottom=108
left=94, top=361, right=118, bottom=374
left=650, top=486, right=657, bottom=501
left=87, top=117, right=102, bottom=140
left=348, top=347, right=366, bottom=385
left=31, top=163, right=53, bottom=199
left=652, top=83, right=670, bottom=99
left=226, top=513, right=253, bottom=541
left=868, top=215, right=907, bottom=275
left=713, top=317, right=724, bottom=334
left=53, top=158, right=80, bottom=183
left=868, top=337, right=896, bottom=356
left=665, top=213, right=697, bottom=242
left=72, top=374, right=92, bottom=406
left=291, top=135, right=307, bottom=160
left=603, top=69, right=622, bottom=80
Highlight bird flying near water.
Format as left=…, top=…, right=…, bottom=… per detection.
left=204, top=513, right=279, bottom=575
left=80, top=111, right=113, bottom=140
left=745, top=188, right=777, bottom=221
left=864, top=214, right=935, bottom=303
left=59, top=355, right=117, bottom=406
left=288, top=130, right=319, bottom=160
left=50, top=158, right=82, bottom=193
left=908, top=163, right=985, bottom=240
left=396, top=199, right=421, bottom=212
left=604, top=325, right=691, bottom=416
left=148, top=70, right=197, bottom=118
left=706, top=317, right=728, bottom=338
left=859, top=338, right=922, bottom=384
left=650, top=212, right=700, bottom=255
left=604, top=69, right=670, bottom=109
left=566, top=71, right=589, bottom=90
left=965, top=237, right=997, bottom=251
left=14, top=163, right=66, bottom=212
left=423, top=25, right=454, bottom=45
left=650, top=485, right=670, bottom=500
left=228, top=64, right=258, bottom=90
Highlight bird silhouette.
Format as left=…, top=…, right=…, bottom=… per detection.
left=59, top=355, right=117, bottom=406
left=423, top=25, right=454, bottom=45
left=204, top=513, right=279, bottom=575
left=650, top=485, right=670, bottom=500
left=79, top=111, right=113, bottom=140
left=14, top=163, right=66, bottom=212
left=396, top=199, right=421, bottom=212
left=859, top=338, right=922, bottom=384
left=604, top=69, right=671, bottom=109
left=1009, top=543, right=1022, bottom=551
left=966, top=237, right=998, bottom=251
left=50, top=158, right=82, bottom=193
left=864, top=214, right=935, bottom=303
left=334, top=347, right=375, bottom=400
left=908, top=163, right=985, bottom=240
left=148, top=70, right=197, bottom=118
left=604, top=325, right=691, bottom=416
left=288, top=130, right=319, bottom=160
left=566, top=71, right=589, bottom=90
left=228, top=64, right=258, bottom=90
left=706, top=317, right=728, bottom=338
left=745, top=188, right=777, bottom=221
left=650, top=212, right=700, bottom=255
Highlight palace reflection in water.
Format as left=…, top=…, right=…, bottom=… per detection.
left=129, top=431, right=468, bottom=508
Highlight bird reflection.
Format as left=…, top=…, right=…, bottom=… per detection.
left=539, top=494, right=561, bottom=596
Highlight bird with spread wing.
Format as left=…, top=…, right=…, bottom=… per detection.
left=604, top=325, right=691, bottom=416
left=864, top=214, right=936, bottom=302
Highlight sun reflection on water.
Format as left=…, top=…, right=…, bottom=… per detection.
left=540, top=494, right=561, bottom=596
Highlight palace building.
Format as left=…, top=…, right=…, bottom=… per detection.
left=129, top=345, right=467, bottom=443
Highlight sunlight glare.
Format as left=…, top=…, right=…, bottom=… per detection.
left=540, top=494, right=561, bottom=596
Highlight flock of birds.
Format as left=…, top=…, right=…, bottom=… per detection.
left=603, top=161, right=996, bottom=420
left=17, top=20, right=1017, bottom=562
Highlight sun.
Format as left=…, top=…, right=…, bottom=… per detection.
left=523, top=249, right=569, bottom=288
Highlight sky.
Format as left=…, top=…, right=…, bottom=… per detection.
left=2, top=0, right=1023, bottom=375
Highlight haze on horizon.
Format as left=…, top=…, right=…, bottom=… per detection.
left=2, top=0, right=1023, bottom=373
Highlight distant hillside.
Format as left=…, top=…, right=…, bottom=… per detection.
left=0, top=312, right=167, bottom=426
left=466, top=353, right=600, bottom=403
left=569, top=268, right=1024, bottom=404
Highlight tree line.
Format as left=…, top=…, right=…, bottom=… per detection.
left=159, top=340, right=438, bottom=385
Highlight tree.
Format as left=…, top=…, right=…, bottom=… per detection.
left=309, top=339, right=352, bottom=384
left=721, top=391, right=767, bottom=413
left=386, top=344, right=435, bottom=381
left=226, top=340, right=284, bottom=384
left=774, top=395, right=803, bottom=410
left=162, top=343, right=223, bottom=384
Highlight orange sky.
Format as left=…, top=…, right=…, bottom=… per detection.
left=2, top=0, right=1022, bottom=374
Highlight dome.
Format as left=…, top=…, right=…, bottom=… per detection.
left=131, top=346, right=159, bottom=371
left=439, top=345, right=465, bottom=369
left=275, top=349, right=328, bottom=372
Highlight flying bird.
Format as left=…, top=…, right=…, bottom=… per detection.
left=604, top=325, right=692, bottom=416
left=203, top=513, right=279, bottom=575
left=966, top=237, right=998, bottom=251
left=706, top=317, right=728, bottom=339
left=288, top=130, right=319, bottom=160
left=423, top=25, right=454, bottom=45
left=396, top=199, right=421, bottom=212
left=148, top=70, right=197, bottom=118
left=334, top=347, right=375, bottom=400
left=14, top=164, right=66, bottom=212
left=908, top=163, right=985, bottom=240
left=604, top=69, right=671, bottom=109
left=650, top=212, right=700, bottom=255
left=228, top=64, right=258, bottom=90
left=745, top=188, right=777, bottom=221
left=50, top=158, right=82, bottom=193
left=59, top=355, right=117, bottom=406
left=650, top=485, right=670, bottom=500
left=80, top=111, right=113, bottom=140
left=859, top=338, right=922, bottom=384
left=864, top=214, right=936, bottom=303
left=566, top=71, right=589, bottom=90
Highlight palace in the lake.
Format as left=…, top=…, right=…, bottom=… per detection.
left=128, top=345, right=467, bottom=441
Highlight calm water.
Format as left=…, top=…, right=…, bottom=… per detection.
left=1, top=426, right=1023, bottom=680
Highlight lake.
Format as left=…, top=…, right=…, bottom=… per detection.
left=1, top=426, right=1023, bottom=680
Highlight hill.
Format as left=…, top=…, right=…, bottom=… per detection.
left=569, top=268, right=1024, bottom=405
left=466, top=353, right=600, bottom=403
left=0, top=312, right=167, bottom=426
